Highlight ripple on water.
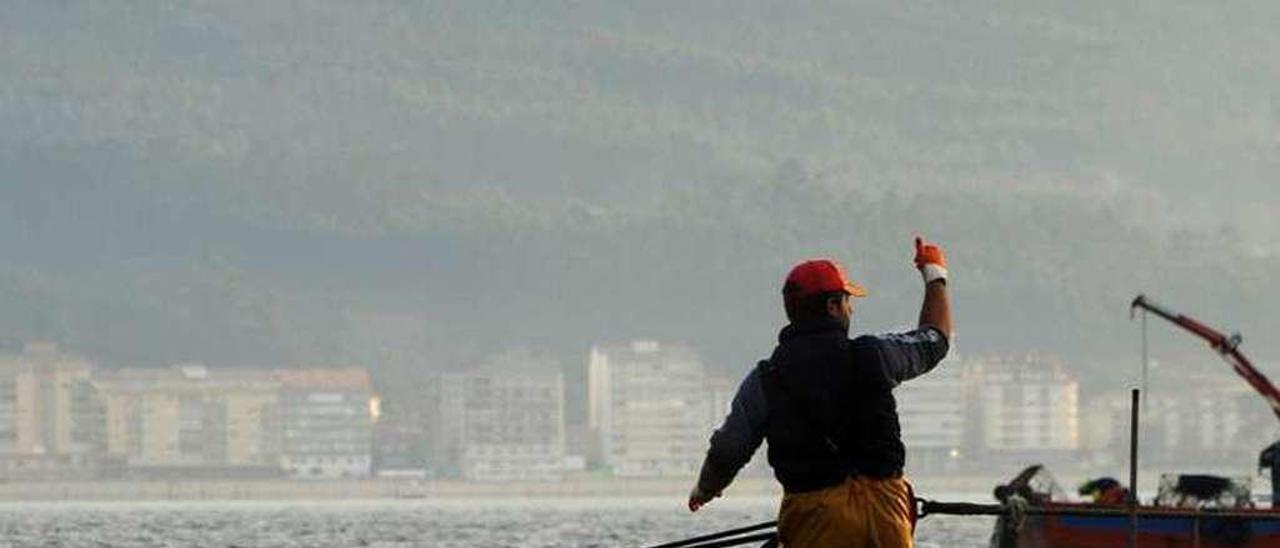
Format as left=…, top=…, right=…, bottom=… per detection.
left=0, top=499, right=994, bottom=547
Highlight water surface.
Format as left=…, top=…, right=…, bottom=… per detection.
left=0, top=498, right=995, bottom=547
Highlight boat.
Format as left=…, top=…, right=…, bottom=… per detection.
left=988, top=296, right=1280, bottom=547
left=987, top=464, right=1280, bottom=547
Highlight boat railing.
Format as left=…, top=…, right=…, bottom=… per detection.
left=646, top=497, right=1280, bottom=548
left=919, top=499, right=1280, bottom=520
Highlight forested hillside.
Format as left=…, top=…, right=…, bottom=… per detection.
left=1, top=2, right=1277, bottom=393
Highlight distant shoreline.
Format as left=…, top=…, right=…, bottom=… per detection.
left=0, top=475, right=1003, bottom=502
left=0, top=468, right=1247, bottom=502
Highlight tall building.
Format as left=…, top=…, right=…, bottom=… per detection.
left=0, top=342, right=102, bottom=457
left=588, top=341, right=721, bottom=477
left=274, top=368, right=374, bottom=479
left=0, top=343, right=107, bottom=479
left=970, top=356, right=1080, bottom=463
left=435, top=351, right=566, bottom=482
left=97, top=365, right=280, bottom=475
left=896, top=354, right=967, bottom=473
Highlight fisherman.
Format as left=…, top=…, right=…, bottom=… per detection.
left=687, top=237, right=952, bottom=548
left=1078, top=477, right=1129, bottom=506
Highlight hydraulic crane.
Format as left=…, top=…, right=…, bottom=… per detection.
left=1131, top=294, right=1280, bottom=506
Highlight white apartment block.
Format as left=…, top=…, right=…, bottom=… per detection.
left=274, top=369, right=374, bottom=479
left=437, top=351, right=566, bottom=482
left=971, top=357, right=1080, bottom=455
left=589, top=340, right=722, bottom=478
left=1100, top=376, right=1277, bottom=468
left=896, top=354, right=966, bottom=471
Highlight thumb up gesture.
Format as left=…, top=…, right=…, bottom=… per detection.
left=914, top=236, right=948, bottom=285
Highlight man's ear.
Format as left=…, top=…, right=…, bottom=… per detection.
left=826, top=296, right=843, bottom=318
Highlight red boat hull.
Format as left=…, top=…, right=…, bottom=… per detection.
left=1008, top=504, right=1280, bottom=548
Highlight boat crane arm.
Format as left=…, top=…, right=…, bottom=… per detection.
left=1131, top=294, right=1280, bottom=423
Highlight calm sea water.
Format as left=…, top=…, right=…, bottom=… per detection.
left=0, top=498, right=995, bottom=547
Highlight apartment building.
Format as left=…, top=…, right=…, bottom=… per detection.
left=1095, top=375, right=1279, bottom=468
left=274, top=368, right=374, bottom=479
left=0, top=343, right=107, bottom=479
left=588, top=340, right=722, bottom=477
left=969, top=356, right=1080, bottom=464
left=96, top=365, right=280, bottom=475
left=896, top=354, right=967, bottom=472
left=435, top=351, right=566, bottom=482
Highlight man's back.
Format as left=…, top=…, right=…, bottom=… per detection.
left=687, top=237, right=953, bottom=548
left=763, top=318, right=949, bottom=494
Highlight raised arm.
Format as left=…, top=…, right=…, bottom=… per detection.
left=855, top=238, right=953, bottom=385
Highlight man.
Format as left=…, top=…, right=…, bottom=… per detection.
left=1078, top=477, right=1129, bottom=506
left=688, top=237, right=952, bottom=547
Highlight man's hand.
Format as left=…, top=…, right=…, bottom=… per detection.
left=688, top=485, right=720, bottom=512
left=914, top=236, right=948, bottom=285
left=914, top=235, right=953, bottom=338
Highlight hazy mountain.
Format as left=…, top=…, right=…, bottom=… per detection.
left=1, top=2, right=1277, bottom=396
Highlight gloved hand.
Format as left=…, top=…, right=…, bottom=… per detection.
left=914, top=236, right=948, bottom=285
left=687, top=485, right=720, bottom=512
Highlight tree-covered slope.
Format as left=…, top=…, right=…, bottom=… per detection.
left=0, top=1, right=1276, bottom=387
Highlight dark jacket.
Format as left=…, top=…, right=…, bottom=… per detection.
left=696, top=318, right=949, bottom=494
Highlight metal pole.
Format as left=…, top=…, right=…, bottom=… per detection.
left=1129, top=387, right=1140, bottom=548
left=1141, top=311, right=1148, bottom=413
left=1193, top=513, right=1201, bottom=548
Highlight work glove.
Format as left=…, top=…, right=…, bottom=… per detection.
left=914, top=236, right=948, bottom=285
left=687, top=485, right=720, bottom=512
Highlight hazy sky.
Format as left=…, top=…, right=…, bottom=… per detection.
left=1, top=2, right=1276, bottom=385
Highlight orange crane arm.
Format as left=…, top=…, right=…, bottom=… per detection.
left=1131, top=294, right=1280, bottom=423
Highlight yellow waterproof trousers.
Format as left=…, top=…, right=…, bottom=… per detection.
left=777, top=476, right=915, bottom=548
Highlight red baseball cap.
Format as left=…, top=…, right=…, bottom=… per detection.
left=784, top=259, right=867, bottom=298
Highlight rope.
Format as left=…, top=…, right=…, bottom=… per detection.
left=1005, top=494, right=1028, bottom=533
left=645, top=521, right=776, bottom=548
left=674, top=532, right=777, bottom=548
